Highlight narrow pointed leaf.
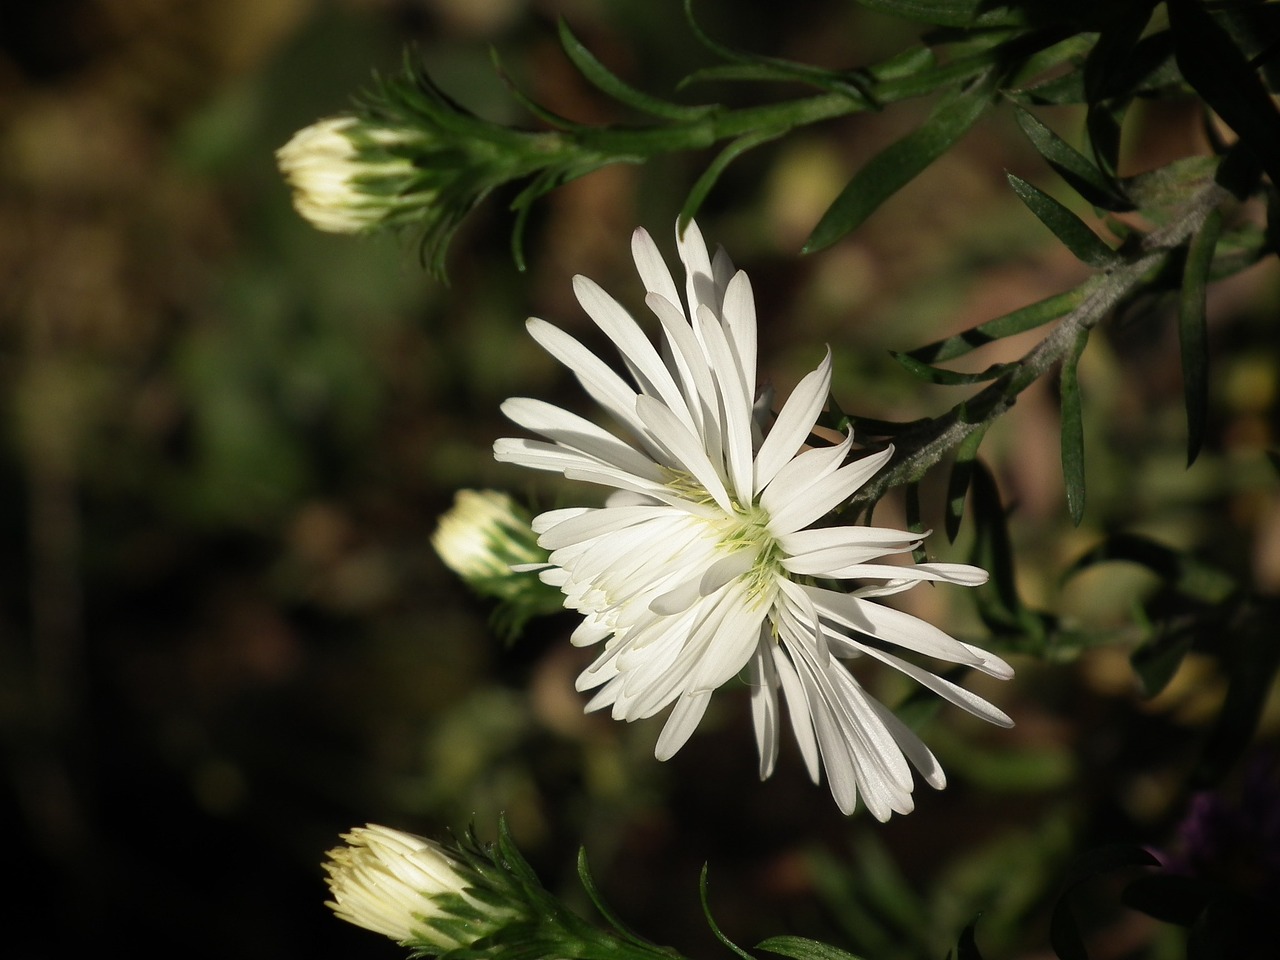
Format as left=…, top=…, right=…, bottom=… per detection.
left=954, top=920, right=985, bottom=960
left=1014, top=108, right=1131, bottom=210
left=1084, top=103, right=1124, bottom=181
left=700, top=865, right=755, bottom=960
left=1168, top=0, right=1280, bottom=188
left=892, top=352, right=1012, bottom=384
left=1060, top=327, right=1090, bottom=525
left=848, top=0, right=1026, bottom=27
left=1082, top=1, right=1154, bottom=102
left=576, top=849, right=650, bottom=946
left=758, top=937, right=868, bottom=960
left=946, top=425, right=989, bottom=541
left=909, top=288, right=1085, bottom=363
left=1179, top=207, right=1223, bottom=466
left=1008, top=175, right=1119, bottom=268
left=804, top=72, right=998, bottom=253
left=558, top=19, right=714, bottom=121
left=681, top=131, right=782, bottom=229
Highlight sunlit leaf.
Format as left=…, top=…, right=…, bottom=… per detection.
left=1014, top=108, right=1130, bottom=210
left=681, top=131, right=783, bottom=229
left=909, top=289, right=1085, bottom=363
left=558, top=19, right=714, bottom=121
left=804, top=71, right=998, bottom=252
left=758, top=936, right=868, bottom=960
left=1008, top=175, right=1119, bottom=268
left=892, top=353, right=1012, bottom=384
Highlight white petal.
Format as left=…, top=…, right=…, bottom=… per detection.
left=809, top=586, right=985, bottom=666
left=693, top=303, right=755, bottom=503
left=525, top=319, right=652, bottom=447
left=501, top=397, right=663, bottom=481
left=655, top=689, right=713, bottom=760
left=765, top=446, right=893, bottom=535
left=721, top=270, right=758, bottom=407
left=634, top=394, right=733, bottom=512
left=777, top=524, right=924, bottom=556
left=535, top=504, right=674, bottom=550
left=850, top=642, right=1015, bottom=727
left=676, top=219, right=718, bottom=318
left=759, top=432, right=854, bottom=520
left=631, top=227, right=682, bottom=314
left=753, top=351, right=832, bottom=494
left=572, top=275, right=698, bottom=432
left=747, top=639, right=780, bottom=779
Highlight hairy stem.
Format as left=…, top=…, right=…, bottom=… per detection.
left=848, top=180, right=1234, bottom=511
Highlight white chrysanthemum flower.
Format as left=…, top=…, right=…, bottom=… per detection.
left=323, top=824, right=514, bottom=948
left=494, top=221, right=1013, bottom=820
left=276, top=116, right=430, bottom=234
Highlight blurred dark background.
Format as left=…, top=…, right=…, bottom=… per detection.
left=4, top=2, right=1279, bottom=959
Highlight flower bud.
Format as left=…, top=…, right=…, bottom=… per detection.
left=276, top=116, right=434, bottom=234
left=432, top=490, right=545, bottom=587
left=323, top=824, right=519, bottom=950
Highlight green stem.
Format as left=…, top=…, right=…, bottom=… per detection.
left=846, top=181, right=1234, bottom=511
left=568, top=40, right=1017, bottom=159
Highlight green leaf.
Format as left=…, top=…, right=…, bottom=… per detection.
left=1179, top=206, right=1224, bottom=466
left=1169, top=0, right=1280, bottom=188
left=680, top=130, right=783, bottom=229
left=576, top=849, right=650, bottom=946
left=1015, top=108, right=1130, bottom=210
left=909, top=289, right=1085, bottom=363
left=1059, top=327, right=1089, bottom=525
left=969, top=461, right=1048, bottom=641
left=758, top=936, right=868, bottom=960
left=700, top=865, right=755, bottom=960
left=954, top=920, right=985, bottom=960
left=1082, top=1, right=1155, bottom=103
left=848, top=0, right=1026, bottom=27
left=557, top=19, right=714, bottom=121
left=1007, top=175, right=1119, bottom=268
left=681, top=0, right=876, bottom=102
left=891, top=352, right=1012, bottom=384
left=946, top=424, right=988, bottom=541
left=804, top=72, right=998, bottom=252
left=1084, top=102, right=1124, bottom=181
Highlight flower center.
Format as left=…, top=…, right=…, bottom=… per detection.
left=663, top=468, right=784, bottom=609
